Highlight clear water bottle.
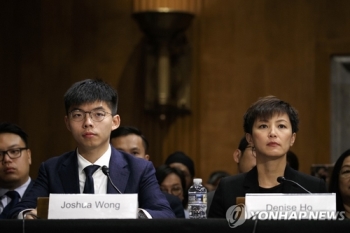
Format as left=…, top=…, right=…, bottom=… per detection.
left=188, top=178, right=207, bottom=219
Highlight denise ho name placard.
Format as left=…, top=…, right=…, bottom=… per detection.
left=48, top=193, right=138, bottom=219
left=245, top=193, right=336, bottom=220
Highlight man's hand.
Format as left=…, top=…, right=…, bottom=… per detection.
left=24, top=209, right=38, bottom=219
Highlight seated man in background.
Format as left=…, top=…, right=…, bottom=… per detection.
left=0, top=122, right=34, bottom=219
left=206, top=136, right=256, bottom=215
left=110, top=126, right=150, bottom=161
left=110, top=126, right=185, bottom=218
left=232, top=136, right=257, bottom=174
left=9, top=79, right=174, bottom=219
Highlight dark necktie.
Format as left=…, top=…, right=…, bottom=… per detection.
left=0, top=190, right=20, bottom=219
left=83, top=165, right=100, bottom=194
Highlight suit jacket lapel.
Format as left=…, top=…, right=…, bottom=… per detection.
left=107, top=148, right=129, bottom=194
left=58, top=151, right=80, bottom=193
left=23, top=180, right=35, bottom=197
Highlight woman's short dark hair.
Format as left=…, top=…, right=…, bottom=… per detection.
left=243, top=96, right=299, bottom=134
left=329, top=149, right=350, bottom=212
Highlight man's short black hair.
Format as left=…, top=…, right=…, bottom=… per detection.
left=110, top=126, right=149, bottom=152
left=237, top=136, right=249, bottom=154
left=64, top=78, right=118, bottom=115
left=0, top=122, right=29, bottom=147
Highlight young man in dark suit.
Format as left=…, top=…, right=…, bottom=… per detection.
left=0, top=122, right=34, bottom=219
left=9, top=79, right=175, bottom=219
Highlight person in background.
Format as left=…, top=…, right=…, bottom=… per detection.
left=208, top=95, right=327, bottom=218
left=110, top=126, right=185, bottom=218
left=233, top=136, right=257, bottom=173
left=313, top=166, right=329, bottom=182
left=205, top=171, right=230, bottom=192
left=9, top=79, right=174, bottom=219
left=329, top=149, right=350, bottom=219
left=207, top=136, right=256, bottom=215
left=110, top=126, right=150, bottom=160
left=165, top=151, right=195, bottom=191
left=164, top=151, right=194, bottom=217
left=156, top=164, right=188, bottom=218
left=0, top=123, right=34, bottom=219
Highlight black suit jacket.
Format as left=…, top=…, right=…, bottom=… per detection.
left=9, top=147, right=174, bottom=219
left=22, top=179, right=35, bottom=198
left=0, top=179, right=35, bottom=219
left=206, top=190, right=215, bottom=216
left=208, top=166, right=327, bottom=218
left=164, top=192, right=185, bottom=218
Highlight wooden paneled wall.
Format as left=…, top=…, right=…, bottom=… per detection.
left=1, top=0, right=350, bottom=183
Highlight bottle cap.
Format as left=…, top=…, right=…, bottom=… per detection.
left=193, top=178, right=202, bottom=184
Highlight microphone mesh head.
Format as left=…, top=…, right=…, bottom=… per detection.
left=277, top=176, right=285, bottom=183
left=102, top=166, right=109, bottom=175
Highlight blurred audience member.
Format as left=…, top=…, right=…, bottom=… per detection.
left=165, top=151, right=195, bottom=191
left=329, top=149, right=350, bottom=219
left=314, top=166, right=329, bottom=182
left=156, top=164, right=188, bottom=218
left=205, top=171, right=230, bottom=192
left=233, top=136, right=256, bottom=173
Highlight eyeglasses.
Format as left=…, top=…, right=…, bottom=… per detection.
left=69, top=110, right=112, bottom=122
left=0, top=148, right=28, bottom=161
left=339, top=168, right=350, bottom=179
left=161, top=185, right=183, bottom=196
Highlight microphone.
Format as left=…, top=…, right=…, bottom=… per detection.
left=102, top=165, right=122, bottom=194
left=277, top=176, right=311, bottom=194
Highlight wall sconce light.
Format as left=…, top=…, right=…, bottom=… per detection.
left=133, top=1, right=198, bottom=120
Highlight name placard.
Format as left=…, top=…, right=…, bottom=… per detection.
left=48, top=194, right=138, bottom=219
left=245, top=193, right=337, bottom=220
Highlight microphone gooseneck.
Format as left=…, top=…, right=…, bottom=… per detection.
left=277, top=176, right=311, bottom=194
left=102, top=165, right=122, bottom=194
